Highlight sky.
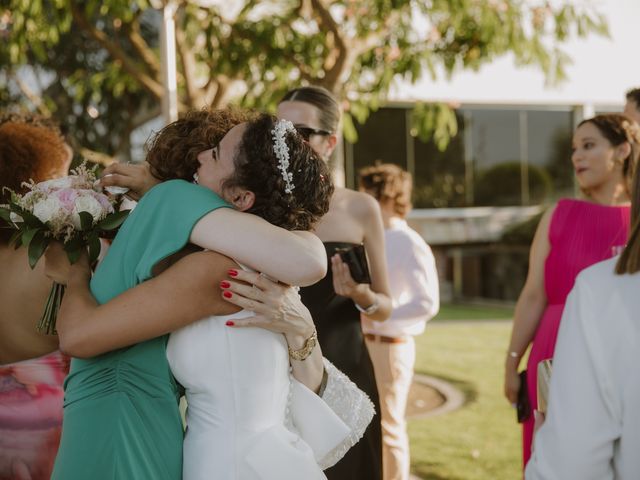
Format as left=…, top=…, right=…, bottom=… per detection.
left=389, top=0, right=639, bottom=107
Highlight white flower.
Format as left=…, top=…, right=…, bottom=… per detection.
left=32, top=197, right=64, bottom=224
left=71, top=193, right=107, bottom=228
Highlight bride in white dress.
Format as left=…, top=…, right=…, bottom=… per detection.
left=165, top=118, right=374, bottom=479
left=167, top=302, right=373, bottom=480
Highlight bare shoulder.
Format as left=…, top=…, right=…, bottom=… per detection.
left=536, top=204, right=557, bottom=235
left=337, top=188, right=380, bottom=218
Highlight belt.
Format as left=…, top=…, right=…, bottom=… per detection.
left=364, top=333, right=409, bottom=344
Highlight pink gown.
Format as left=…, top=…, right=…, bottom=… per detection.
left=0, top=351, right=69, bottom=480
left=523, top=198, right=630, bottom=466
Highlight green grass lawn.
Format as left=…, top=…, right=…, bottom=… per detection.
left=409, top=319, right=521, bottom=479
left=434, top=303, right=514, bottom=321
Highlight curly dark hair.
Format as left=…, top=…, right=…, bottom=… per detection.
left=359, top=163, right=413, bottom=217
left=145, top=107, right=256, bottom=182
left=223, top=114, right=334, bottom=231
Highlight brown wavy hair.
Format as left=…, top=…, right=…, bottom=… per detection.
left=280, top=86, right=341, bottom=133
left=223, top=114, right=334, bottom=231
left=577, top=114, right=639, bottom=198
left=607, top=116, right=640, bottom=274
left=146, top=108, right=332, bottom=231
left=359, top=163, right=413, bottom=218
left=145, top=107, right=256, bottom=182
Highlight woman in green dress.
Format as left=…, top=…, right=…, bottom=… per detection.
left=47, top=110, right=333, bottom=479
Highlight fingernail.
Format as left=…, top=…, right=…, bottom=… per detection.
left=223, top=291, right=233, bottom=298
left=220, top=281, right=231, bottom=288
left=228, top=269, right=238, bottom=277
left=225, top=320, right=234, bottom=326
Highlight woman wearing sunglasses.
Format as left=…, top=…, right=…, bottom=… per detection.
left=277, top=86, right=392, bottom=480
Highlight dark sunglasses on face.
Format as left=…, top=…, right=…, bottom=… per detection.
left=294, top=125, right=332, bottom=141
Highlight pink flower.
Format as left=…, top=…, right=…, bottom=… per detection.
left=90, top=190, right=114, bottom=212
left=53, top=188, right=78, bottom=214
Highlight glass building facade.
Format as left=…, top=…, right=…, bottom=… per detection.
left=345, top=105, right=576, bottom=301
left=346, top=105, right=575, bottom=208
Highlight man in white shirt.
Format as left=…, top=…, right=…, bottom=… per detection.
left=359, top=164, right=440, bottom=480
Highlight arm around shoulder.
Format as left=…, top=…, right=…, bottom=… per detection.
left=190, top=208, right=326, bottom=286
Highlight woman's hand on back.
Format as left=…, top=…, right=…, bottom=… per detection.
left=220, top=269, right=315, bottom=343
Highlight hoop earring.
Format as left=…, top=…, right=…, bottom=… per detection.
left=193, top=172, right=199, bottom=184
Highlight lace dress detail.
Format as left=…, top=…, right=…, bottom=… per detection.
left=316, top=359, right=376, bottom=469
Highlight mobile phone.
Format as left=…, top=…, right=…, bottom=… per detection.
left=335, top=244, right=372, bottom=284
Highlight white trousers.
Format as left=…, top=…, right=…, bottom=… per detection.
left=365, top=336, right=416, bottom=480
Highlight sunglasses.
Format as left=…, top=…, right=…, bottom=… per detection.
left=294, top=125, right=333, bottom=141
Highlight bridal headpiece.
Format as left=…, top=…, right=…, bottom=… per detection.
left=271, top=119, right=296, bottom=195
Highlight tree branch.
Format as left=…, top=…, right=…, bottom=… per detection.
left=308, top=0, right=348, bottom=91
left=175, top=19, right=198, bottom=107
left=79, top=147, right=116, bottom=166
left=13, top=73, right=51, bottom=116
left=122, top=20, right=161, bottom=78
left=70, top=5, right=165, bottom=99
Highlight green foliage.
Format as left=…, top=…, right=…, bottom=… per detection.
left=1, top=0, right=608, bottom=156
left=502, top=210, right=545, bottom=245
left=474, top=161, right=553, bottom=206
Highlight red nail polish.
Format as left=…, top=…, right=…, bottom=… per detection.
left=220, top=281, right=231, bottom=288
left=225, top=321, right=234, bottom=326
left=223, top=291, right=233, bottom=298
left=228, top=269, right=238, bottom=277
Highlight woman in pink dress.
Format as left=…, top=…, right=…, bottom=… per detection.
left=503, top=113, right=639, bottom=468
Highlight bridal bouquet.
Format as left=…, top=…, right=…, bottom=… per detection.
left=0, top=163, right=130, bottom=334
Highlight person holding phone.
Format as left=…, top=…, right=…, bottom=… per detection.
left=359, top=163, right=439, bottom=480
left=278, top=86, right=393, bottom=480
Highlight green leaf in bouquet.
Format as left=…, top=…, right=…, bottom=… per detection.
left=0, top=207, right=12, bottom=222
left=78, top=211, right=94, bottom=231
left=87, top=231, right=101, bottom=264
left=9, top=202, right=44, bottom=228
left=21, top=228, right=40, bottom=248
left=97, top=210, right=130, bottom=231
left=28, top=231, right=49, bottom=269
left=9, top=229, right=23, bottom=249
left=63, top=235, right=85, bottom=264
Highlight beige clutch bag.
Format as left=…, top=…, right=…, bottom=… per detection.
left=537, top=359, right=553, bottom=414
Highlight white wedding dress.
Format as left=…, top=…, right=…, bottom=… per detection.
left=166, top=308, right=374, bottom=480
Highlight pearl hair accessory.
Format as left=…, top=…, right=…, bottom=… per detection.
left=271, top=119, right=296, bottom=195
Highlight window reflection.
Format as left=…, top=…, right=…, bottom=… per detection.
left=350, top=106, right=574, bottom=208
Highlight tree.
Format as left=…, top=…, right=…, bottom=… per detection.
left=0, top=0, right=608, bottom=161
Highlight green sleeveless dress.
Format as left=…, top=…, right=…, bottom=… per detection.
left=52, top=180, right=229, bottom=479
